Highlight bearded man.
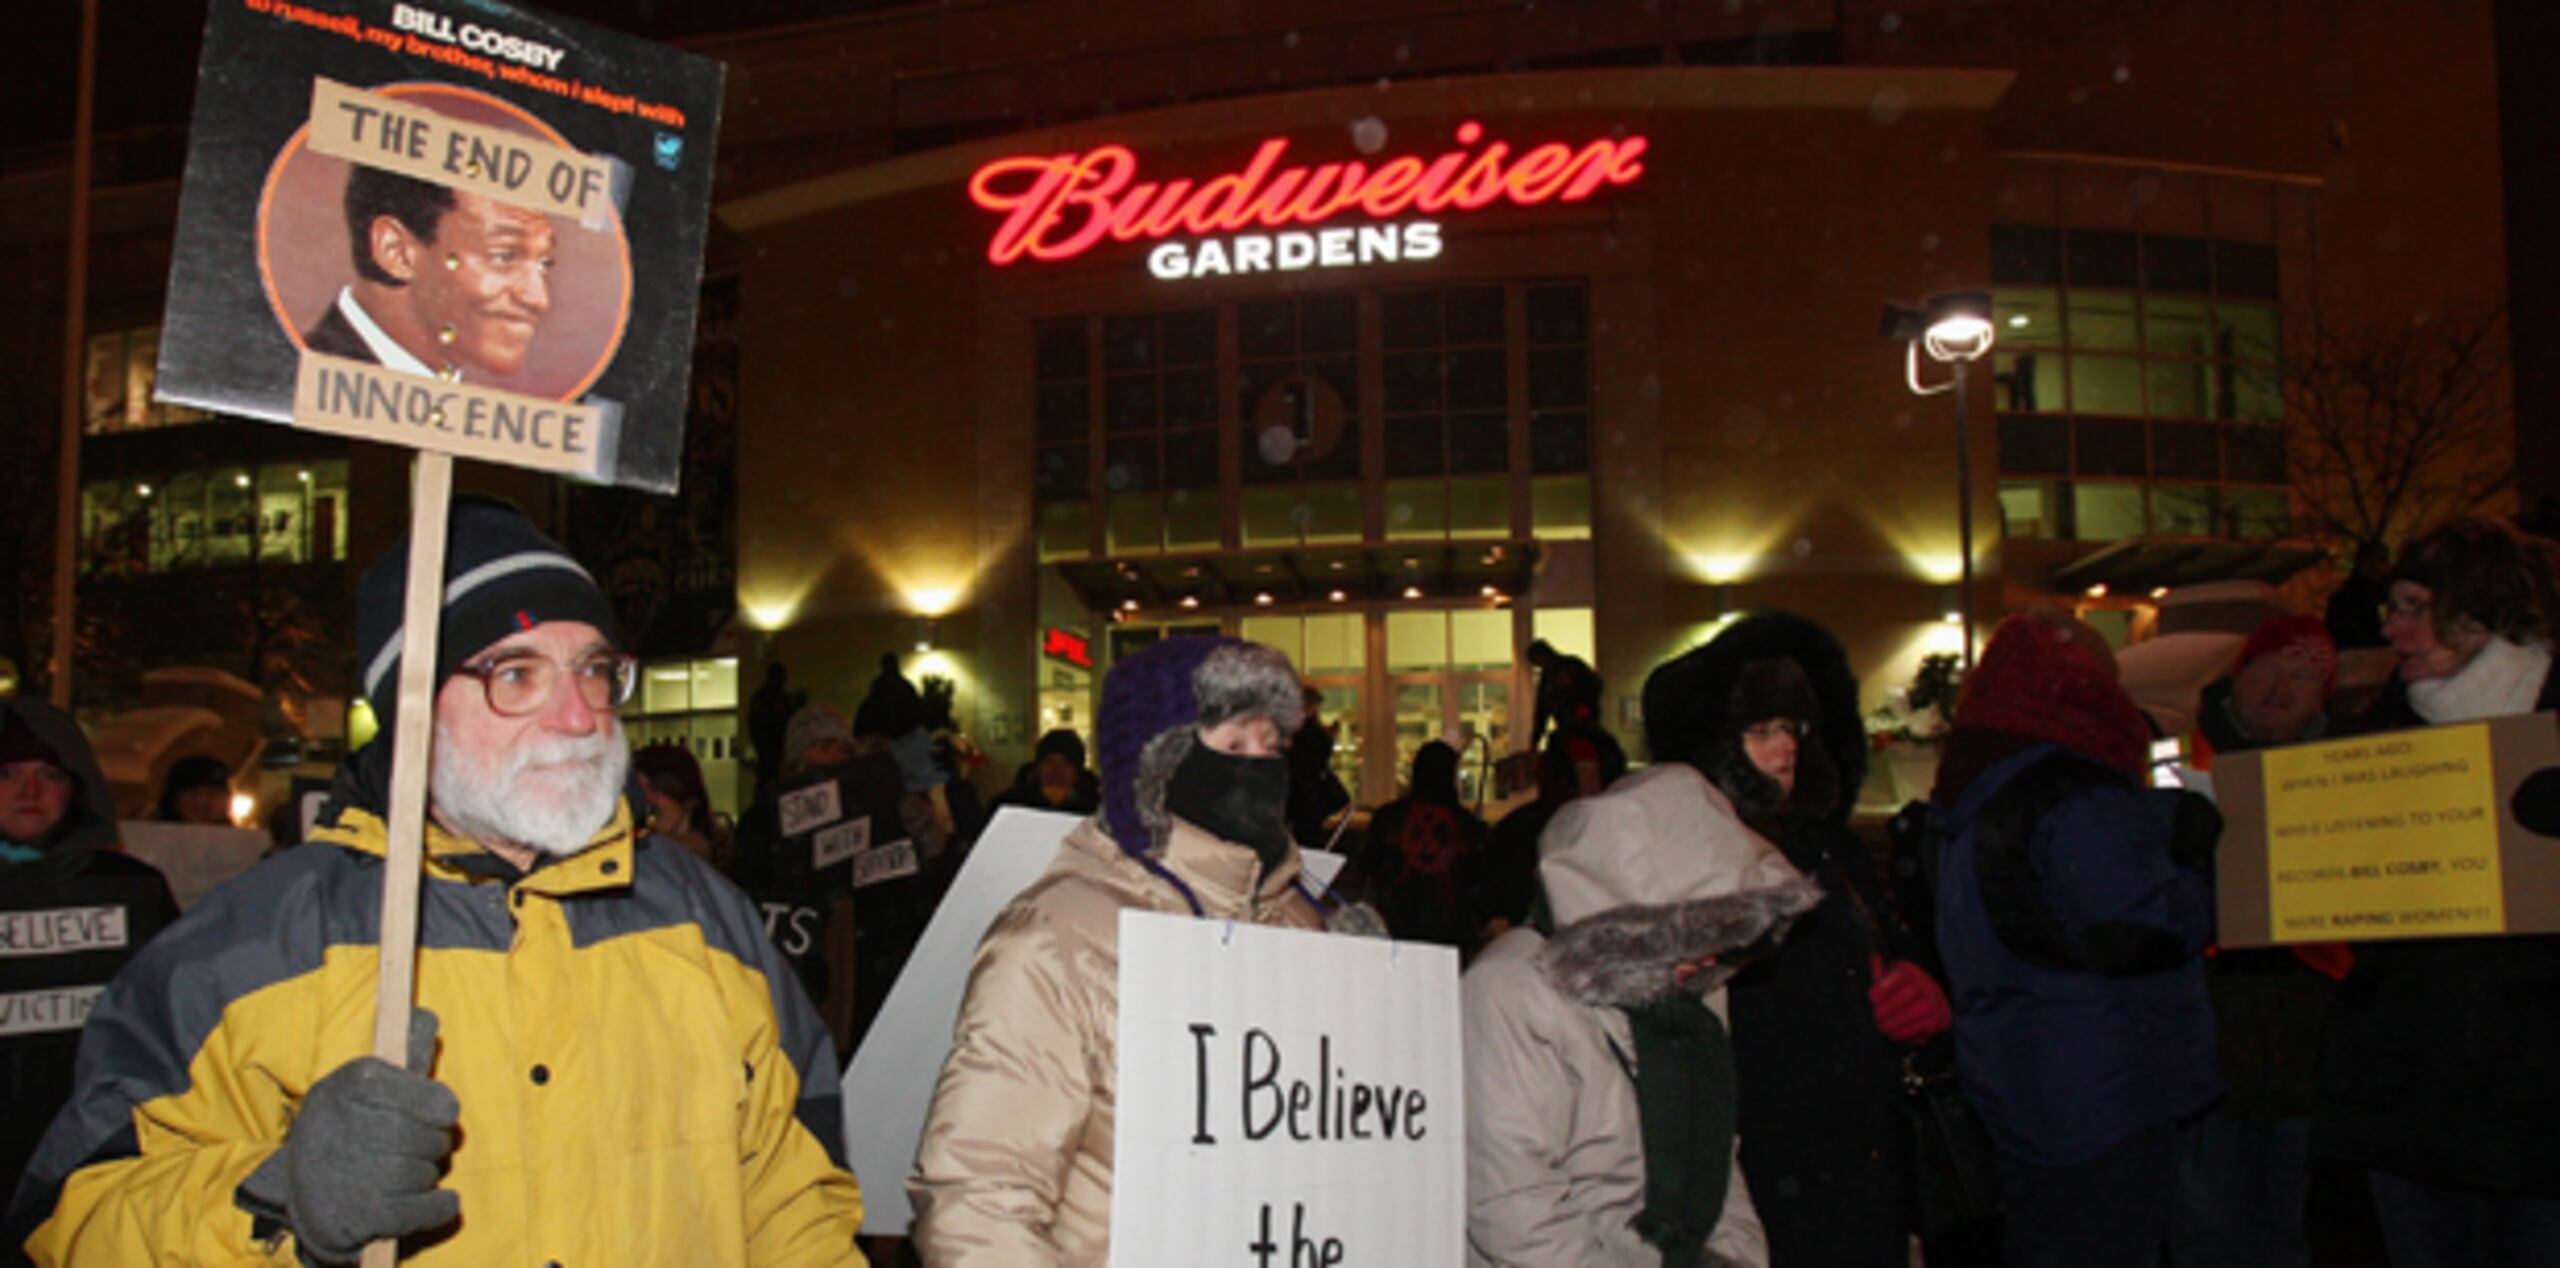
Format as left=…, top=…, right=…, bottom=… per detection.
left=9, top=498, right=864, bottom=1266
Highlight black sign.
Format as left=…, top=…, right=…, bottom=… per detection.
left=0, top=874, right=174, bottom=1049
left=776, top=754, right=917, bottom=898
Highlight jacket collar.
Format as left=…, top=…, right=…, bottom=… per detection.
left=311, top=798, right=638, bottom=897
left=1069, top=814, right=1303, bottom=917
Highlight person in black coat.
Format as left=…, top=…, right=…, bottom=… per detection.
left=1359, top=740, right=1486, bottom=948
left=2318, top=519, right=2560, bottom=1267
left=1643, top=612, right=1954, bottom=1267
left=0, top=699, right=180, bottom=1222
left=989, top=729, right=1101, bottom=817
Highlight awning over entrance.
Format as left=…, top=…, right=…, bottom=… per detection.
left=2049, top=535, right=2331, bottom=593
left=1052, top=540, right=1543, bottom=613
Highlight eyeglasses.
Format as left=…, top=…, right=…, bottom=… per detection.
left=453, top=651, right=638, bottom=717
left=2378, top=598, right=2431, bottom=624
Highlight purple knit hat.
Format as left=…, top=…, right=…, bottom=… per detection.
left=1096, top=636, right=1303, bottom=858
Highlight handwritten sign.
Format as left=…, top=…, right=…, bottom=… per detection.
left=850, top=839, right=921, bottom=889
left=0, top=873, right=175, bottom=1048
left=2215, top=712, right=2560, bottom=946
left=779, top=780, right=844, bottom=840
left=0, top=986, right=108, bottom=1040
left=1109, top=911, right=1461, bottom=1267
left=158, top=0, right=726, bottom=493
left=839, top=809, right=1354, bottom=1235
left=306, top=78, right=624, bottom=226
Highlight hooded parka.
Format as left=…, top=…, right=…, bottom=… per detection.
left=908, top=815, right=1324, bottom=1263
left=0, top=699, right=179, bottom=1234
left=10, top=740, right=863, bottom=1265
left=1648, top=615, right=1921, bottom=1266
left=1463, top=763, right=1820, bottom=1267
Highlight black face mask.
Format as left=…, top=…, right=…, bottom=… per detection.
left=1164, top=741, right=1292, bottom=872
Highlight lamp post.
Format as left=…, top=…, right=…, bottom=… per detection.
left=1882, top=289, right=1996, bottom=667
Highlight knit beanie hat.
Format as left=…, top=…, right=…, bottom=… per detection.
left=1953, top=612, right=2150, bottom=778
left=1097, top=637, right=1304, bottom=857
left=784, top=703, right=856, bottom=775
left=2237, top=614, right=2338, bottom=693
left=356, top=495, right=618, bottom=731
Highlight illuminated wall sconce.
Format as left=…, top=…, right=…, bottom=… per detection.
left=1712, top=585, right=1734, bottom=620
left=1940, top=585, right=1963, bottom=624
left=913, top=616, right=938, bottom=652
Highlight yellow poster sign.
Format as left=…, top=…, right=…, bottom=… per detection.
left=2261, top=723, right=2504, bottom=941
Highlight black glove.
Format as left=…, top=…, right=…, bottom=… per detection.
left=2163, top=788, right=2224, bottom=877
left=239, top=1010, right=461, bottom=1265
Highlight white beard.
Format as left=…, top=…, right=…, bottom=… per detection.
left=431, top=717, right=630, bottom=858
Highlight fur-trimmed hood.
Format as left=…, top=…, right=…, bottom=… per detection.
left=1097, top=637, right=1304, bottom=860
left=1641, top=611, right=1868, bottom=824
left=1535, top=764, right=1821, bottom=1007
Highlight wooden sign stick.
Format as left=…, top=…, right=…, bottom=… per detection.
left=362, top=450, right=454, bottom=1268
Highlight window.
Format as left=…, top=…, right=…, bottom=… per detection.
left=84, top=327, right=210, bottom=434
left=624, top=657, right=742, bottom=817
left=1990, top=224, right=2288, bottom=540
left=80, top=460, right=351, bottom=573
left=1033, top=281, right=1595, bottom=559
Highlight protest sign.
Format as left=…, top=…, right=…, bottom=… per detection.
left=160, top=11, right=723, bottom=1260
left=159, top=0, right=724, bottom=493
left=0, top=873, right=176, bottom=1044
left=776, top=754, right=914, bottom=894
left=116, top=822, right=271, bottom=911
left=840, top=808, right=1349, bottom=1235
left=840, top=806, right=1083, bottom=1234
left=2216, top=712, right=2560, bottom=946
left=1109, top=911, right=1462, bottom=1268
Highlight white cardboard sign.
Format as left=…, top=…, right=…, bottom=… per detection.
left=777, top=780, right=843, bottom=838
left=839, top=807, right=1350, bottom=1235
left=839, top=807, right=1084, bottom=1234
left=851, top=839, right=922, bottom=890
left=117, top=822, right=271, bottom=912
left=811, top=817, right=871, bottom=871
left=1108, top=910, right=1462, bottom=1268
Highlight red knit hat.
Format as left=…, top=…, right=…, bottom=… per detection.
left=1953, top=612, right=2151, bottom=778
left=2237, top=614, right=2337, bottom=693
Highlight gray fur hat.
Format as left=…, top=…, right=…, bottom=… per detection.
left=1098, top=637, right=1304, bottom=856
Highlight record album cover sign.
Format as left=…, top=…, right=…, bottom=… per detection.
left=159, top=0, right=724, bottom=492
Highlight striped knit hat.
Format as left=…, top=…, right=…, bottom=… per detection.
left=355, top=495, right=619, bottom=731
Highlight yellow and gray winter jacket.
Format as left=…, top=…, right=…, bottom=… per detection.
left=10, top=745, right=864, bottom=1266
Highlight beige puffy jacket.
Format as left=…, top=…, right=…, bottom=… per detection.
left=1463, top=764, right=1822, bottom=1267
left=909, top=815, right=1325, bottom=1264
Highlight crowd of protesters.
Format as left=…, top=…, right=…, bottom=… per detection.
left=4, top=509, right=2556, bottom=1266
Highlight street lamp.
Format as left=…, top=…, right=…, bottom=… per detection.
left=1882, top=288, right=1995, bottom=666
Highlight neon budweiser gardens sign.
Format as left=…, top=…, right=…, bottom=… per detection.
left=967, top=121, right=1648, bottom=279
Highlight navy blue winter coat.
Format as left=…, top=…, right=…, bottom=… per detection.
left=1931, top=742, right=2221, bottom=1167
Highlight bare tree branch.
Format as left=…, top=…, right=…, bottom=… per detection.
left=2285, top=304, right=2514, bottom=552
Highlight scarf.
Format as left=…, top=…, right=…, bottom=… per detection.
left=1613, top=992, right=1738, bottom=1268
left=1163, top=742, right=1293, bottom=873
left=2408, top=637, right=2553, bottom=724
